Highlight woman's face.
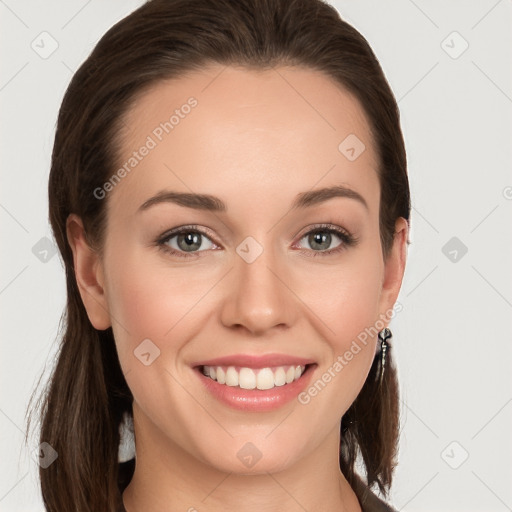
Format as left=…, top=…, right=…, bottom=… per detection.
left=71, top=64, right=406, bottom=475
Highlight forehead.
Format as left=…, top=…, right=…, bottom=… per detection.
left=109, top=64, right=379, bottom=216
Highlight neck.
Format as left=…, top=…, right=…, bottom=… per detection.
left=122, top=405, right=362, bottom=512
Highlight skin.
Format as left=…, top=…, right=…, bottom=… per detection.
left=67, top=64, right=408, bottom=512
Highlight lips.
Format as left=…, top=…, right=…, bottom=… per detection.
left=193, top=353, right=315, bottom=368
left=192, top=353, right=316, bottom=411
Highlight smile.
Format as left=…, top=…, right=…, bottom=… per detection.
left=193, top=353, right=316, bottom=411
left=201, top=364, right=307, bottom=390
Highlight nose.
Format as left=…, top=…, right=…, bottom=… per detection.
left=219, top=243, right=298, bottom=336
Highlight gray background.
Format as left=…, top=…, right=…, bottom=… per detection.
left=1, top=1, right=511, bottom=510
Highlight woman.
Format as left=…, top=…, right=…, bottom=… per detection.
left=29, top=0, right=410, bottom=510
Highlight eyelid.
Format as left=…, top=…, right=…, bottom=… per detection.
left=157, top=224, right=219, bottom=245
left=292, top=223, right=358, bottom=253
left=293, top=222, right=352, bottom=241
left=156, top=224, right=221, bottom=259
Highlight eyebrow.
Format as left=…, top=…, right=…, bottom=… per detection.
left=139, top=190, right=226, bottom=212
left=292, top=185, right=368, bottom=211
left=138, top=184, right=368, bottom=213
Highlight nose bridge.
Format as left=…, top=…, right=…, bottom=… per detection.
left=220, top=236, right=295, bottom=334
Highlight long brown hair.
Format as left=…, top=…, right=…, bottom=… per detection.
left=26, top=0, right=410, bottom=510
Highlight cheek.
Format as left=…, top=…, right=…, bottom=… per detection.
left=290, top=250, right=384, bottom=410
left=102, top=246, right=218, bottom=372
left=295, top=252, right=384, bottom=349
left=102, top=250, right=214, bottom=422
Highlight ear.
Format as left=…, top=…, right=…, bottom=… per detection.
left=66, top=214, right=111, bottom=330
left=378, top=217, right=408, bottom=318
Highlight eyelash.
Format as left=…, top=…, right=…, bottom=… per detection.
left=294, top=223, right=358, bottom=258
left=155, top=223, right=358, bottom=259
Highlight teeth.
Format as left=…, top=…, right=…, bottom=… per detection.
left=274, top=367, right=286, bottom=386
left=216, top=367, right=226, bottom=384
left=256, top=368, right=274, bottom=390
left=202, top=364, right=307, bottom=390
left=225, top=367, right=239, bottom=387
left=239, top=367, right=256, bottom=389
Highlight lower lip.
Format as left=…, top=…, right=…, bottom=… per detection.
left=196, top=365, right=316, bottom=412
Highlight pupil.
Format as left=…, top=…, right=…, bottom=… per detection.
left=310, top=232, right=331, bottom=251
left=178, top=233, right=201, bottom=251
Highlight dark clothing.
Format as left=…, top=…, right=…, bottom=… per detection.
left=116, top=458, right=396, bottom=512
left=351, top=474, right=397, bottom=512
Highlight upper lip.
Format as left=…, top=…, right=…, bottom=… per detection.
left=193, top=353, right=316, bottom=369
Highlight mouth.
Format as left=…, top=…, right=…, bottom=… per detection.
left=192, top=356, right=317, bottom=412
left=199, top=364, right=312, bottom=390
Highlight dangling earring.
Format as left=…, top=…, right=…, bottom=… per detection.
left=118, top=411, right=136, bottom=462
left=378, top=327, right=392, bottom=385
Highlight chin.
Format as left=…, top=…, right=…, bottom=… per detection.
left=196, top=435, right=304, bottom=476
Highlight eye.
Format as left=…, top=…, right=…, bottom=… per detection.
left=301, top=230, right=341, bottom=252
left=171, top=232, right=213, bottom=252
left=157, top=225, right=217, bottom=257
left=295, top=224, right=357, bottom=256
